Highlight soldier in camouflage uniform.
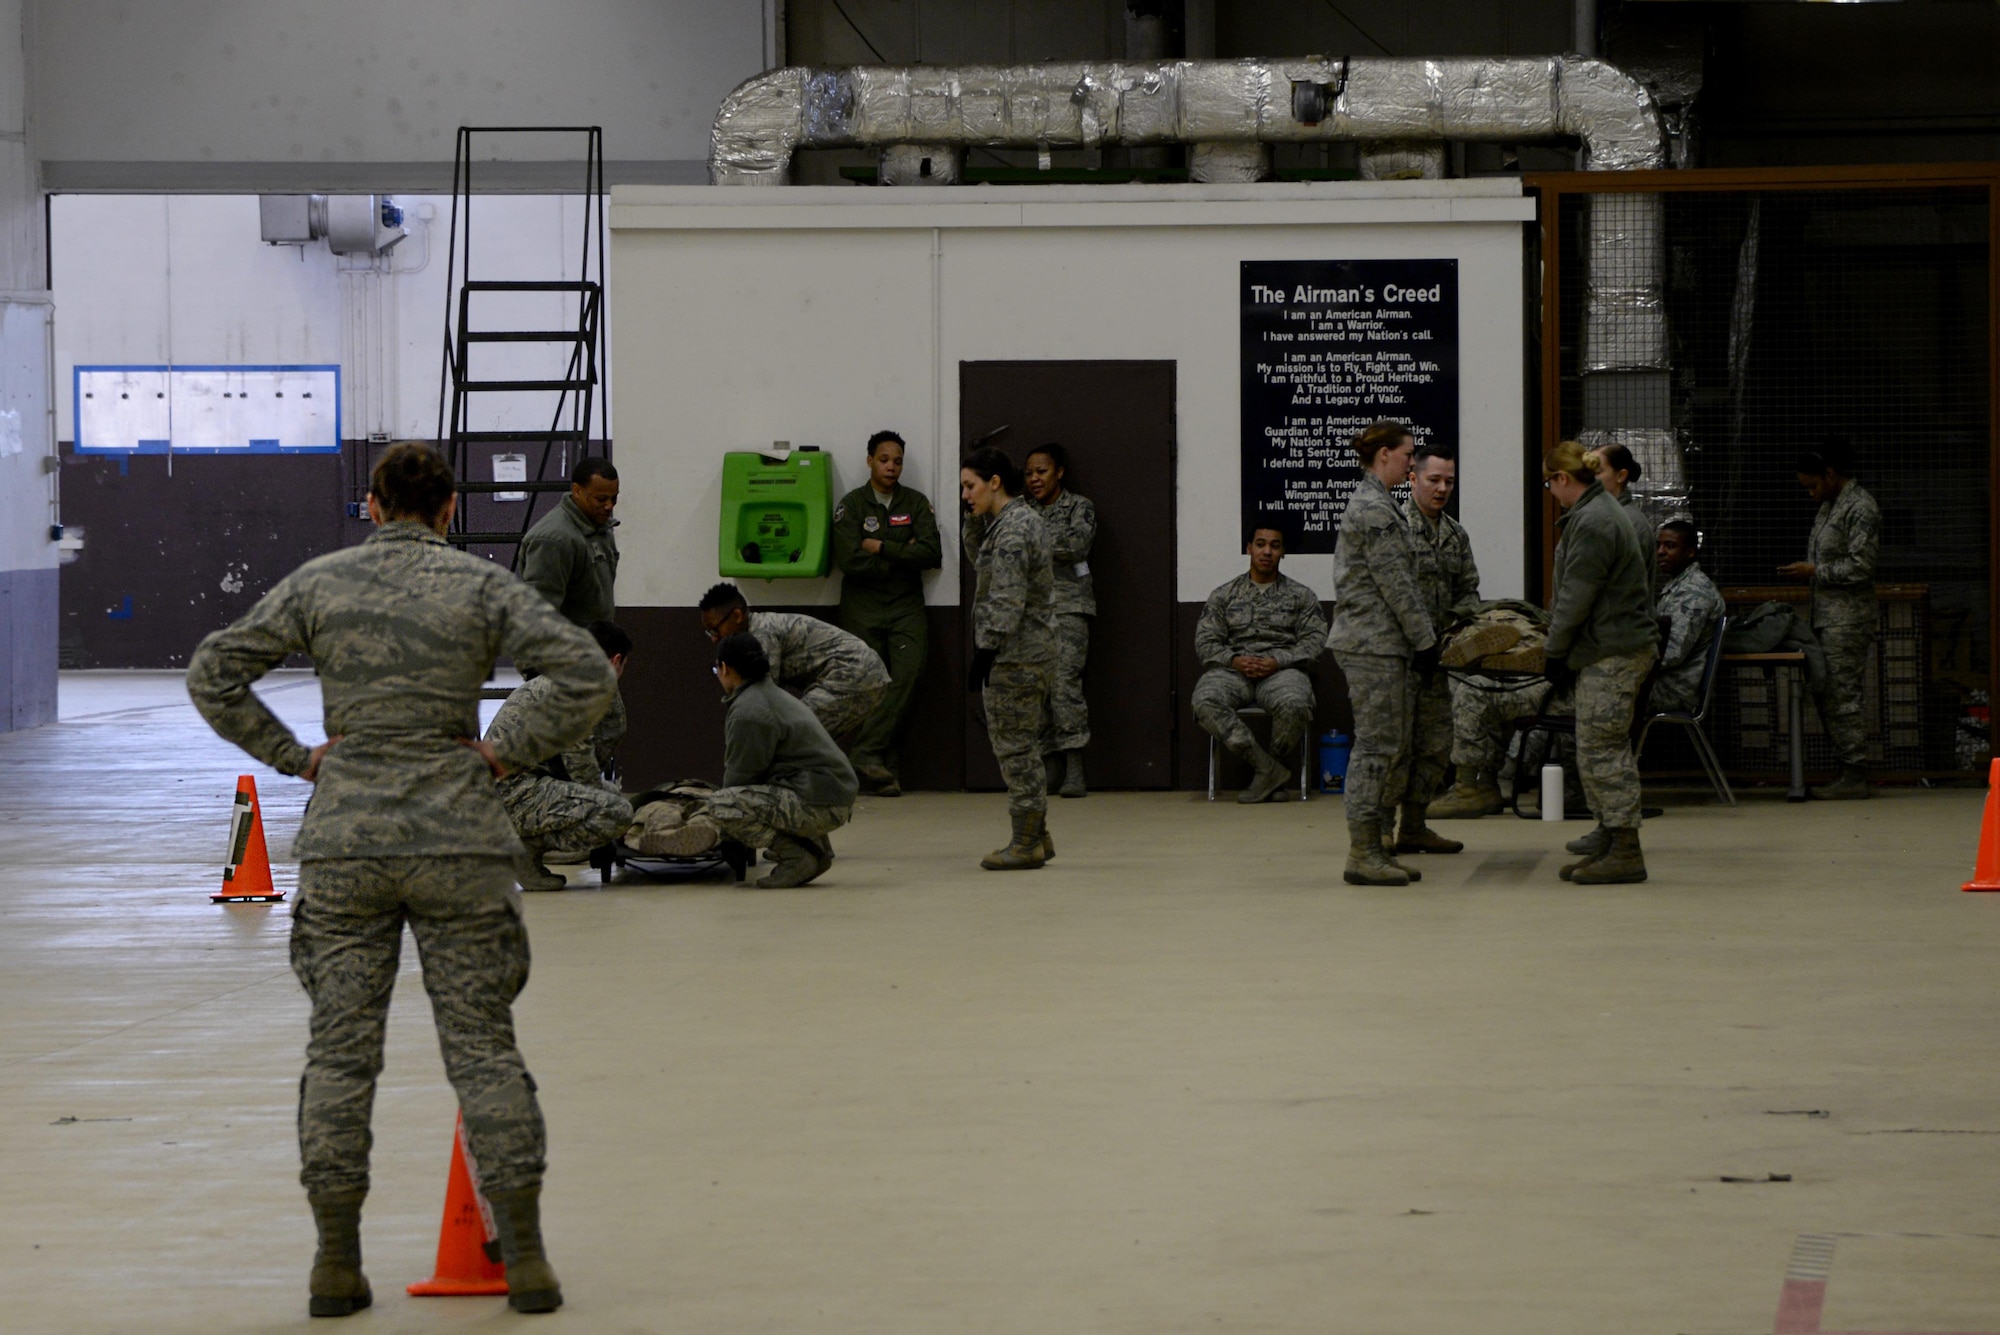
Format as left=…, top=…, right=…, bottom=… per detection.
left=1192, top=531, right=1327, bottom=805
left=1781, top=437, right=1881, bottom=799
left=185, top=443, right=612, bottom=1316
left=1542, top=440, right=1658, bottom=884
left=961, top=447, right=1058, bottom=869
left=1024, top=444, right=1096, bottom=798
left=1651, top=523, right=1725, bottom=715
left=650, top=634, right=858, bottom=888
left=1389, top=442, right=1482, bottom=856
left=487, top=620, right=636, bottom=890
left=1328, top=422, right=1439, bottom=885
left=698, top=583, right=890, bottom=738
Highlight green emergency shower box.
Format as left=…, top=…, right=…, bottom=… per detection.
left=717, top=447, right=832, bottom=578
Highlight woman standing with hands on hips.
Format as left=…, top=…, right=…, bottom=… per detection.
left=1541, top=439, right=1657, bottom=884
left=1326, top=419, right=1439, bottom=887
left=962, top=447, right=1058, bottom=870
left=1023, top=443, right=1096, bottom=799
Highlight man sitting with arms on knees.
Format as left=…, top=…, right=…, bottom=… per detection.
left=698, top=582, right=889, bottom=742
left=487, top=620, right=636, bottom=891
left=1192, top=524, right=1328, bottom=803
left=1651, top=521, right=1725, bottom=715
left=654, top=632, right=858, bottom=889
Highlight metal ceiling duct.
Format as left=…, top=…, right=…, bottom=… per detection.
left=708, top=56, right=1664, bottom=184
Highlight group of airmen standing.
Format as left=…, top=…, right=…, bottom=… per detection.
left=181, top=413, right=1882, bottom=1316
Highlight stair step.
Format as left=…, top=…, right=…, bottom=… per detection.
left=462, top=280, right=600, bottom=293
left=463, top=329, right=591, bottom=342
left=452, top=430, right=591, bottom=444
left=458, top=378, right=595, bottom=392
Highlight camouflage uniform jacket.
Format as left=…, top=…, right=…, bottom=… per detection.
left=963, top=498, right=1057, bottom=664
left=1407, top=504, right=1482, bottom=638
left=1327, top=473, right=1435, bottom=658
left=1195, top=573, right=1328, bottom=671
left=187, top=521, right=615, bottom=859
left=1031, top=490, right=1097, bottom=617
left=747, top=611, right=891, bottom=691
left=1655, top=560, right=1725, bottom=707
left=1545, top=482, right=1656, bottom=669
left=832, top=483, right=942, bottom=614
left=519, top=495, right=619, bottom=626
left=487, top=674, right=618, bottom=788
left=1807, top=479, right=1882, bottom=630
left=722, top=677, right=860, bottom=807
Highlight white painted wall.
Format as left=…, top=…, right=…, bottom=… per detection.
left=30, top=1, right=766, bottom=178
left=52, top=194, right=611, bottom=441
left=608, top=181, right=1534, bottom=609
left=0, top=298, right=53, bottom=570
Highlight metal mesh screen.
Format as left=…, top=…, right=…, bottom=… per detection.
left=1555, top=184, right=1991, bottom=773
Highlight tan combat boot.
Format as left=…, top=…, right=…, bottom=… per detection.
left=484, top=1185, right=563, bottom=1314
left=1570, top=828, right=1647, bottom=884
left=757, top=835, right=830, bottom=888
left=307, top=1191, right=372, bottom=1318
left=1345, top=822, right=1410, bottom=886
left=1395, top=801, right=1463, bottom=854
left=513, top=844, right=567, bottom=892
left=1810, top=764, right=1871, bottom=800
left=1378, top=824, right=1422, bottom=881
left=981, top=812, right=1049, bottom=870
left=1427, top=773, right=1504, bottom=819
left=1057, top=750, right=1088, bottom=799
left=1558, top=824, right=1611, bottom=880
left=1237, top=742, right=1293, bottom=804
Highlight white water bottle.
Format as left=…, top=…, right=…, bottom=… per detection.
left=1540, top=764, right=1564, bottom=822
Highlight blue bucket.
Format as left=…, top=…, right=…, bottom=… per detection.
left=1318, top=731, right=1352, bottom=794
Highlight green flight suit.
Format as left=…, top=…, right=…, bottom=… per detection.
left=832, top=482, right=942, bottom=777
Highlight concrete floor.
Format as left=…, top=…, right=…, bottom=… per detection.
left=5, top=673, right=2000, bottom=1334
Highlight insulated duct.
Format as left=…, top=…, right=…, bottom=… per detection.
left=707, top=54, right=1674, bottom=522
left=709, top=56, right=1664, bottom=184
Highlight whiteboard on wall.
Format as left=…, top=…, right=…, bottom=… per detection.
left=74, top=365, right=341, bottom=453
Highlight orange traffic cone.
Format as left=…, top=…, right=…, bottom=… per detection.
left=1963, top=759, right=2000, bottom=892
left=212, top=775, right=282, bottom=903
left=407, top=1113, right=509, bottom=1296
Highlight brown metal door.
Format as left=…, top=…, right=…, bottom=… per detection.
left=959, top=360, right=1178, bottom=790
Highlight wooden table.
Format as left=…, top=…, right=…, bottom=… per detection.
left=1723, top=651, right=1809, bottom=801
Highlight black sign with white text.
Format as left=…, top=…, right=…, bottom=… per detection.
left=1240, top=259, right=1459, bottom=553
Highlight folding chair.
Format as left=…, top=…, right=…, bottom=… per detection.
left=1634, top=614, right=1735, bottom=806
left=1206, top=706, right=1313, bottom=802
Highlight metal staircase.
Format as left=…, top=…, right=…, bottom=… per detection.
left=437, top=127, right=609, bottom=565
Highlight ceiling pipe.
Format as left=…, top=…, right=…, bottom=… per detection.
left=708, top=56, right=1664, bottom=184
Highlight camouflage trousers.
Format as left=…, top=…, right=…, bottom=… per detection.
left=1812, top=624, right=1875, bottom=765
left=801, top=677, right=888, bottom=741
left=1450, top=676, right=1553, bottom=776
left=1042, top=612, right=1092, bottom=753
left=1575, top=647, right=1655, bottom=830
left=703, top=784, right=852, bottom=850
left=1191, top=666, right=1315, bottom=760
left=1391, top=670, right=1455, bottom=810
left=499, top=773, right=632, bottom=851
left=985, top=659, right=1053, bottom=817
left=291, top=856, right=543, bottom=1197
left=1333, top=651, right=1412, bottom=839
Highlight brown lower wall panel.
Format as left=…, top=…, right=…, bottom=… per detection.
left=621, top=603, right=1357, bottom=795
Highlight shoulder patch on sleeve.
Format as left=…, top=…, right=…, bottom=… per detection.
left=833, top=502, right=846, bottom=522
